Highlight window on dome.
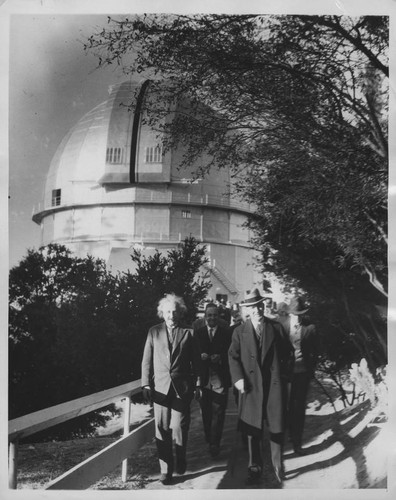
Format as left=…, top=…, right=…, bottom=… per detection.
left=145, top=145, right=163, bottom=163
left=106, top=147, right=124, bottom=164
left=51, top=189, right=61, bottom=207
left=182, top=210, right=191, bottom=219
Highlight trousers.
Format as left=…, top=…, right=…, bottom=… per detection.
left=199, top=387, right=228, bottom=447
left=153, top=385, right=191, bottom=474
left=288, top=371, right=311, bottom=447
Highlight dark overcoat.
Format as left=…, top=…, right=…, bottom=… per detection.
left=278, top=317, right=318, bottom=375
left=228, top=318, right=290, bottom=434
left=141, top=322, right=202, bottom=401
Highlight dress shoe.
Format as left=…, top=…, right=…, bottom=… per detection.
left=159, top=473, right=173, bottom=485
left=294, top=446, right=308, bottom=456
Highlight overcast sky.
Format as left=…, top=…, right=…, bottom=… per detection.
left=8, top=14, right=128, bottom=268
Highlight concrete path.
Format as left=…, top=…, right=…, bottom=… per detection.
left=145, top=398, right=284, bottom=490
left=139, top=394, right=387, bottom=490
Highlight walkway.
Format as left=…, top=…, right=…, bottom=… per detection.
left=123, top=385, right=387, bottom=490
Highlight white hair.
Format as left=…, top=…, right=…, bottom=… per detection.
left=157, top=293, right=187, bottom=319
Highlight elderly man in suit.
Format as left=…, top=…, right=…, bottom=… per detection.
left=277, top=297, right=319, bottom=455
left=195, top=303, right=232, bottom=457
left=141, top=293, right=202, bottom=485
left=228, top=288, right=293, bottom=485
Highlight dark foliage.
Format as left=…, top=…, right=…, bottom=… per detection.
left=9, top=239, right=210, bottom=440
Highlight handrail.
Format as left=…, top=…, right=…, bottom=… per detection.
left=8, top=379, right=150, bottom=490
left=9, top=379, right=142, bottom=441
left=32, top=190, right=255, bottom=222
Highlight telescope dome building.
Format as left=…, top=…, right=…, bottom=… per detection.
left=32, top=80, right=260, bottom=302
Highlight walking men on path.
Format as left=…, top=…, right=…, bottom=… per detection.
left=228, top=288, right=294, bottom=485
left=195, top=303, right=232, bottom=458
left=141, top=293, right=202, bottom=485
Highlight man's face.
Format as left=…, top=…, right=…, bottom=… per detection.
left=248, top=302, right=264, bottom=322
left=163, top=302, right=181, bottom=330
left=205, top=306, right=219, bottom=328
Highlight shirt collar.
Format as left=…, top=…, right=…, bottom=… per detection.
left=206, top=323, right=218, bottom=333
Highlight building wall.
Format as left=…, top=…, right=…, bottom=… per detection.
left=135, top=206, right=170, bottom=240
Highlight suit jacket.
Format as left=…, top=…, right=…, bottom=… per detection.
left=195, top=324, right=232, bottom=389
left=278, top=317, right=318, bottom=375
left=141, top=322, right=202, bottom=401
left=228, top=318, right=292, bottom=433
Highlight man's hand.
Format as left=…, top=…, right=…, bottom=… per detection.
left=142, top=386, right=152, bottom=404
left=210, top=354, right=221, bottom=364
left=201, top=353, right=209, bottom=361
left=234, top=379, right=245, bottom=394
left=194, top=386, right=203, bottom=401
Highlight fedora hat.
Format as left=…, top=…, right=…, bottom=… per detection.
left=240, top=288, right=265, bottom=307
left=288, top=297, right=309, bottom=315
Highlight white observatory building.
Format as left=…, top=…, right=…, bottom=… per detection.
left=32, top=80, right=260, bottom=302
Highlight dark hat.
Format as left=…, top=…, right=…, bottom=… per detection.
left=288, top=297, right=309, bottom=315
left=240, top=288, right=265, bottom=307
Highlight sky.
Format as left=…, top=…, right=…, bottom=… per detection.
left=5, top=0, right=394, bottom=270
left=8, top=13, right=127, bottom=268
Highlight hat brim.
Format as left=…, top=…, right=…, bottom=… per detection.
left=240, top=297, right=265, bottom=307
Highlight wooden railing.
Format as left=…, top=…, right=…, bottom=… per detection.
left=8, top=379, right=155, bottom=490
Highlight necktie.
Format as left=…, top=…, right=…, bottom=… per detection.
left=209, top=328, right=214, bottom=341
left=256, top=323, right=263, bottom=345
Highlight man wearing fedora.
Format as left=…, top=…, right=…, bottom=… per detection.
left=228, top=288, right=293, bottom=484
left=278, top=297, right=319, bottom=455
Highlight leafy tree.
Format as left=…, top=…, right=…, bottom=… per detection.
left=9, top=244, right=127, bottom=438
left=9, top=238, right=210, bottom=440
left=119, top=236, right=211, bottom=342
left=85, top=14, right=388, bottom=369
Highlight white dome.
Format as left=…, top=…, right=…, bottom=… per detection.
left=32, top=80, right=260, bottom=301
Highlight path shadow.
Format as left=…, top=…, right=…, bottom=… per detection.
left=171, top=465, right=228, bottom=484
left=283, top=400, right=384, bottom=488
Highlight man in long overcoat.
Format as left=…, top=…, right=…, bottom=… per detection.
left=276, top=297, right=319, bottom=455
left=228, top=288, right=293, bottom=484
left=141, top=293, right=202, bottom=485
left=195, top=303, right=232, bottom=457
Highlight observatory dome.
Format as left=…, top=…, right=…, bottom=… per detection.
left=33, top=80, right=259, bottom=301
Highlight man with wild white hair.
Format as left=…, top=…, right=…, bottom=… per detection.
left=141, top=293, right=202, bottom=485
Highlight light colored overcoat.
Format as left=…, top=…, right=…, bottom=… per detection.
left=141, top=322, right=202, bottom=401
left=228, top=318, right=285, bottom=433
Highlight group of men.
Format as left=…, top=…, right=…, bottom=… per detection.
left=141, top=288, right=319, bottom=486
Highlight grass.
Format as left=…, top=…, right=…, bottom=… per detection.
left=16, top=402, right=156, bottom=490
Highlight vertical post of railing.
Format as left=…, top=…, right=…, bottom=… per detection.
left=9, top=439, right=18, bottom=489
left=121, top=395, right=131, bottom=482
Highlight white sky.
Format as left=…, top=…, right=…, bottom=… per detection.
left=8, top=13, right=126, bottom=268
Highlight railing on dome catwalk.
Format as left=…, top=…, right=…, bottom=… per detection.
left=8, top=380, right=154, bottom=490
left=32, top=191, right=255, bottom=219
